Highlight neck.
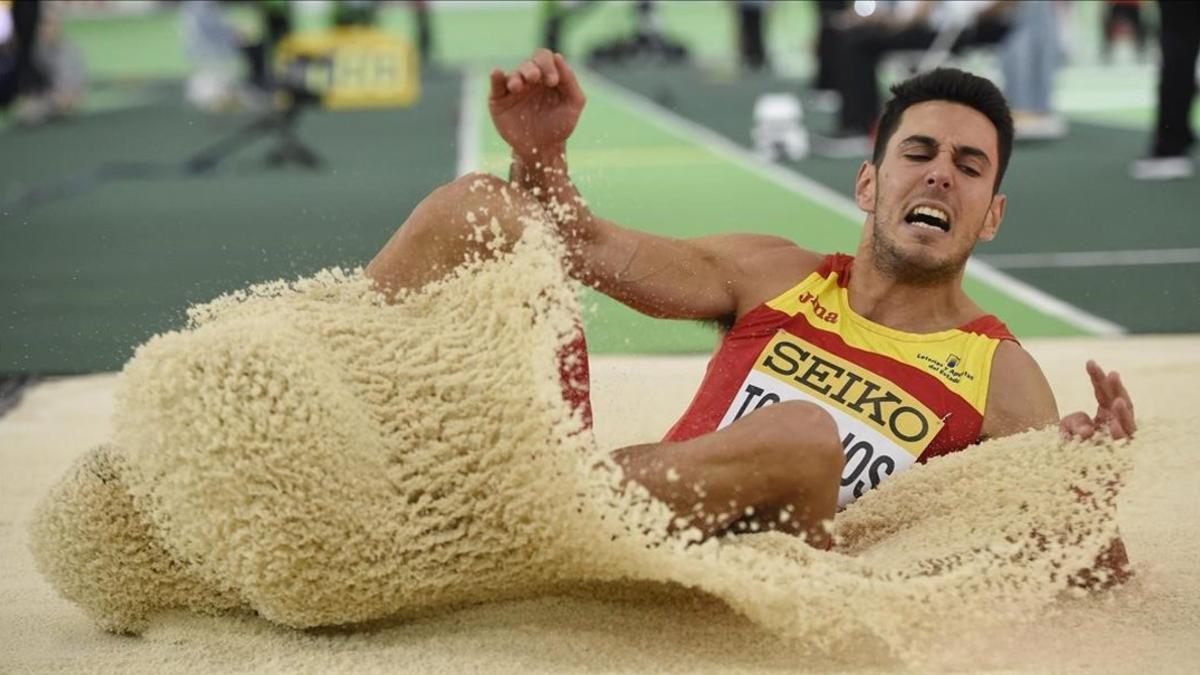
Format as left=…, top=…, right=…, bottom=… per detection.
left=847, top=243, right=977, bottom=333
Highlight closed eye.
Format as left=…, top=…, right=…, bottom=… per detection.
left=958, top=165, right=980, bottom=177
left=904, top=154, right=931, bottom=161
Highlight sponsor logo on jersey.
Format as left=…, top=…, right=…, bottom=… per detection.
left=754, top=333, right=943, bottom=455
left=717, top=332, right=947, bottom=507
left=916, top=351, right=975, bottom=384
left=795, top=291, right=839, bottom=324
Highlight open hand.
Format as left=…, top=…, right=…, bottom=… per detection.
left=489, top=49, right=586, bottom=162
left=1059, top=360, right=1136, bottom=441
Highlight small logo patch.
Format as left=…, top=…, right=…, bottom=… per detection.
left=917, top=352, right=974, bottom=384
left=796, top=291, right=839, bottom=324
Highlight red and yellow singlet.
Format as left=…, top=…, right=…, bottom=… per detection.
left=663, top=254, right=1017, bottom=508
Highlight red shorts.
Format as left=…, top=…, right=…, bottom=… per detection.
left=557, top=325, right=593, bottom=428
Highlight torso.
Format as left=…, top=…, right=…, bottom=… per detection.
left=664, top=253, right=1017, bottom=508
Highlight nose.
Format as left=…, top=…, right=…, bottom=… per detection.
left=925, top=153, right=954, bottom=190
left=925, top=174, right=950, bottom=190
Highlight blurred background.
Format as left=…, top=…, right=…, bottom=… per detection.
left=1, top=0, right=1197, bottom=384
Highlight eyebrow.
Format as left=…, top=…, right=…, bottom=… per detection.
left=899, top=134, right=992, bottom=166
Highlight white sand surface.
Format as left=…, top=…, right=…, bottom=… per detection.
left=2, top=335, right=1198, bottom=673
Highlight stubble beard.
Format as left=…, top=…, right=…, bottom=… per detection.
left=871, top=193, right=971, bottom=287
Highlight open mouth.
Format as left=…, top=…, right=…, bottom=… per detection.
left=904, top=205, right=951, bottom=233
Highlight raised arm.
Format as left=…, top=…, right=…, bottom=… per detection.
left=490, top=49, right=816, bottom=323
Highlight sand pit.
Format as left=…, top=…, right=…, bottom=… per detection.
left=2, top=228, right=1199, bottom=671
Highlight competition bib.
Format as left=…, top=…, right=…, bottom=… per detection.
left=717, top=331, right=945, bottom=507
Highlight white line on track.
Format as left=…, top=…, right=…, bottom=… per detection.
left=979, top=248, right=1200, bottom=269
left=457, top=69, right=483, bottom=176
left=585, top=69, right=1125, bottom=336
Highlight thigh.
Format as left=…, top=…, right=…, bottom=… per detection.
left=611, top=400, right=842, bottom=545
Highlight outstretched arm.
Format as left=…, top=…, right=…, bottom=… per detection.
left=488, top=49, right=817, bottom=323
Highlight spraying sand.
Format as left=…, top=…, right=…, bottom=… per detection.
left=5, top=220, right=1199, bottom=672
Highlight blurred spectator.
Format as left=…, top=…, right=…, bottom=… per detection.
left=181, top=0, right=294, bottom=113
left=243, top=1, right=292, bottom=92
left=540, top=1, right=599, bottom=56
left=1000, top=0, right=1066, bottom=140
left=0, top=0, right=85, bottom=125
left=181, top=0, right=243, bottom=111
left=1101, top=0, right=1147, bottom=64
left=812, top=0, right=850, bottom=105
left=542, top=0, right=565, bottom=53
left=1129, top=1, right=1199, bottom=181
left=1, top=0, right=48, bottom=116
left=821, top=1, right=1013, bottom=156
left=735, top=0, right=770, bottom=71
left=411, top=0, right=432, bottom=67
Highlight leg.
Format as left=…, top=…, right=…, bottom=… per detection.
left=1129, top=3, right=1148, bottom=56
left=613, top=400, right=843, bottom=548
left=366, top=172, right=545, bottom=295
left=836, top=23, right=939, bottom=135
left=1000, top=7, right=1036, bottom=112
left=12, top=0, right=47, bottom=96
left=813, top=2, right=848, bottom=92
left=1101, top=2, right=1117, bottom=62
left=1151, top=0, right=1200, bottom=157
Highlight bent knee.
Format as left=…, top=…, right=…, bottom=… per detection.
left=395, top=173, right=536, bottom=255
left=430, top=172, right=543, bottom=223
left=433, top=172, right=507, bottom=203
left=750, top=401, right=843, bottom=475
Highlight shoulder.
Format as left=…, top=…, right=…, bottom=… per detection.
left=710, top=239, right=824, bottom=319
left=981, top=340, right=1059, bottom=439
left=691, top=233, right=819, bottom=268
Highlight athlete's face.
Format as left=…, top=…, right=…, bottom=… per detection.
left=854, top=101, right=1007, bottom=285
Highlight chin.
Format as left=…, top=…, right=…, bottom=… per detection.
left=875, top=240, right=965, bottom=285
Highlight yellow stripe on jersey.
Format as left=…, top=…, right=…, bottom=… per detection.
left=766, top=271, right=1000, bottom=414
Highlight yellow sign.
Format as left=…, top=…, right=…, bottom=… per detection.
left=276, top=28, right=419, bottom=109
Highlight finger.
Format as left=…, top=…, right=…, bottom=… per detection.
left=1086, top=360, right=1113, bottom=408
left=1107, top=413, right=1127, bottom=440
left=1113, top=397, right=1137, bottom=437
left=518, top=61, right=542, bottom=84
left=554, top=52, right=586, bottom=102
left=1110, top=371, right=1133, bottom=411
left=489, top=68, right=508, bottom=100
left=531, top=48, right=558, bottom=86
left=1103, top=371, right=1124, bottom=408
left=507, top=73, right=525, bottom=94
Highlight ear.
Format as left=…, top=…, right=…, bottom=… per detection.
left=979, top=192, right=1006, bottom=242
left=854, top=161, right=876, bottom=213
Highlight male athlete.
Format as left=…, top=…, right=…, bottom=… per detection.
left=366, top=50, right=1136, bottom=551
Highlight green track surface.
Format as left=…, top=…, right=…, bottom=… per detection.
left=2, top=74, right=463, bottom=373
left=3, top=4, right=1198, bottom=374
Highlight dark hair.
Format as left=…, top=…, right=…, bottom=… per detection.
left=871, top=68, right=1013, bottom=192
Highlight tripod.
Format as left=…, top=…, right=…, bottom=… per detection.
left=185, top=88, right=323, bottom=174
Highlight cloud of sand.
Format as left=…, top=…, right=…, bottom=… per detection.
left=29, top=213, right=1134, bottom=665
